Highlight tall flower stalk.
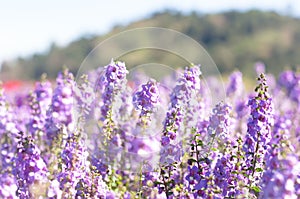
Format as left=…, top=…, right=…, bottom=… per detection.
left=133, top=79, right=159, bottom=127
left=130, top=79, right=160, bottom=197
left=242, top=73, right=274, bottom=194
left=260, top=155, right=300, bottom=199
left=45, top=69, right=74, bottom=147
left=158, top=64, right=201, bottom=198
left=13, top=133, right=49, bottom=198
left=160, top=64, right=201, bottom=164
left=97, top=59, right=128, bottom=151
left=56, top=132, right=89, bottom=198
left=27, top=77, right=52, bottom=141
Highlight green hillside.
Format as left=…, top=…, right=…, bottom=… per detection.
left=2, top=10, right=300, bottom=80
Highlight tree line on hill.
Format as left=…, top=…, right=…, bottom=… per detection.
left=2, top=10, right=300, bottom=80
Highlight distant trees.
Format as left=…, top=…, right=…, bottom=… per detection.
left=2, top=10, right=300, bottom=80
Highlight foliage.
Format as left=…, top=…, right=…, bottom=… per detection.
left=2, top=10, right=300, bottom=80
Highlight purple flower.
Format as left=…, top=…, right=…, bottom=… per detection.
left=207, top=102, right=232, bottom=142
left=170, top=65, right=201, bottom=107
left=243, top=73, right=274, bottom=186
left=226, top=71, right=243, bottom=97
left=50, top=70, right=74, bottom=126
left=277, top=71, right=300, bottom=106
left=0, top=87, right=20, bottom=172
left=74, top=74, right=95, bottom=118
left=45, top=69, right=75, bottom=146
left=262, top=111, right=295, bottom=187
left=212, top=154, right=235, bottom=197
left=290, top=78, right=300, bottom=105
left=255, top=62, right=266, bottom=75
left=57, top=133, right=89, bottom=198
left=13, top=134, right=49, bottom=198
left=34, top=79, right=52, bottom=115
left=27, top=79, right=52, bottom=138
left=161, top=65, right=201, bottom=150
left=0, top=173, right=18, bottom=199
left=161, top=136, right=170, bottom=146
left=183, top=65, right=201, bottom=90
left=75, top=171, right=109, bottom=198
left=235, top=99, right=249, bottom=119
left=278, top=70, right=296, bottom=91
left=106, top=190, right=117, bottom=199
left=129, top=136, right=159, bottom=160
left=133, top=79, right=159, bottom=116
left=185, top=165, right=201, bottom=185
left=261, top=155, right=300, bottom=199
left=100, top=59, right=128, bottom=120
left=0, top=86, right=19, bottom=140
left=47, top=179, right=62, bottom=199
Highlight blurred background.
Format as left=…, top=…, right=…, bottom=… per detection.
left=1, top=0, right=300, bottom=84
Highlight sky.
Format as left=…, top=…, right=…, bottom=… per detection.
left=0, top=0, right=299, bottom=65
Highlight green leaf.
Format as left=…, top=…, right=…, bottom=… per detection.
left=255, top=168, right=263, bottom=172
left=251, top=186, right=261, bottom=193
left=211, top=147, right=218, bottom=151
left=197, top=140, right=203, bottom=146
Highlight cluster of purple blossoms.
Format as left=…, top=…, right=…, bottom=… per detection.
left=1, top=60, right=300, bottom=198
left=183, top=65, right=201, bottom=90
left=261, top=110, right=296, bottom=191
left=255, top=62, right=266, bottom=75
left=27, top=92, right=43, bottom=137
left=170, top=65, right=201, bottom=108
left=46, top=69, right=75, bottom=146
left=203, top=103, right=236, bottom=196
left=117, top=87, right=134, bottom=122
left=0, top=173, right=18, bottom=199
left=121, top=79, right=161, bottom=176
left=226, top=71, right=243, bottom=98
left=186, top=156, right=214, bottom=198
left=243, top=73, right=274, bottom=187
left=50, top=70, right=74, bottom=127
left=75, top=171, right=110, bottom=198
left=1, top=142, right=15, bottom=172
left=133, top=79, right=159, bottom=117
left=278, top=70, right=297, bottom=92
left=161, top=108, right=182, bottom=147
left=27, top=79, right=53, bottom=139
left=212, top=154, right=234, bottom=197
left=235, top=99, right=249, bottom=119
left=13, top=134, right=49, bottom=198
left=278, top=70, right=300, bottom=105
left=57, top=133, right=89, bottom=198
left=0, top=84, right=6, bottom=136
left=185, top=102, right=234, bottom=198
left=34, top=78, right=53, bottom=109
left=158, top=65, right=202, bottom=198
left=184, top=66, right=203, bottom=130
left=100, top=59, right=128, bottom=120
left=161, top=65, right=201, bottom=151
left=207, top=102, right=232, bottom=143
left=0, top=87, right=20, bottom=174
left=0, top=85, right=19, bottom=140
left=261, top=155, right=300, bottom=199
left=74, top=74, right=95, bottom=119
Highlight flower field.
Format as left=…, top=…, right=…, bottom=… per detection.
left=0, top=60, right=299, bottom=198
